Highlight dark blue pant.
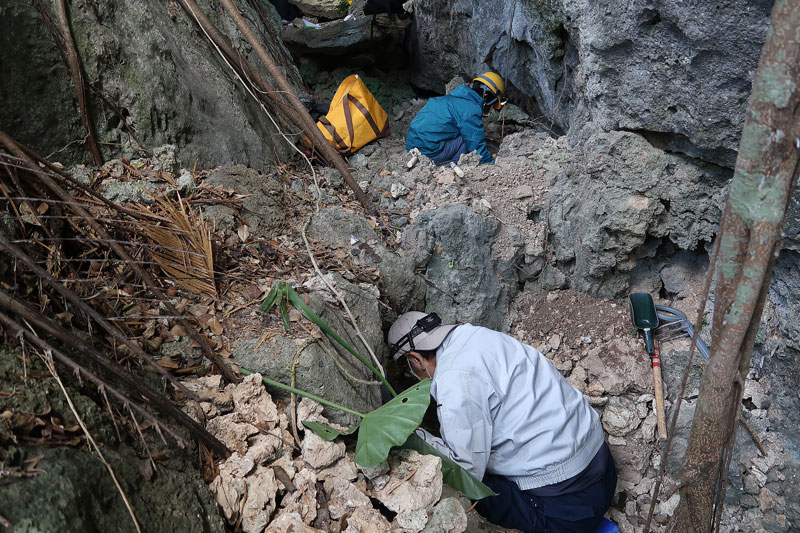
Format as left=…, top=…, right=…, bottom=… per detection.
left=431, top=136, right=467, bottom=165
left=475, top=450, right=617, bottom=533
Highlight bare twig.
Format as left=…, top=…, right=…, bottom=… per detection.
left=129, top=408, right=157, bottom=473
left=290, top=338, right=317, bottom=448
left=384, top=467, right=418, bottom=495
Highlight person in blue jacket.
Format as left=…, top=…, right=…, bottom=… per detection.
left=406, top=72, right=506, bottom=165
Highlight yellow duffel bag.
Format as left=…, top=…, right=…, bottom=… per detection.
left=316, top=75, right=390, bottom=155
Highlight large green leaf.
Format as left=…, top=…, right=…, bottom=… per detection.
left=354, top=379, right=431, bottom=467
left=402, top=432, right=497, bottom=500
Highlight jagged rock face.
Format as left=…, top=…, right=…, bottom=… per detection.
left=0, top=0, right=303, bottom=168
left=499, top=130, right=729, bottom=298
left=403, top=204, right=522, bottom=330
left=289, top=0, right=348, bottom=19
left=410, top=0, right=773, bottom=168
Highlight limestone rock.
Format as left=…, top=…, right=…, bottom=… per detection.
left=342, top=506, right=392, bottom=532
left=583, top=338, right=652, bottom=395
left=246, top=431, right=285, bottom=465
left=421, top=498, right=468, bottom=533
left=394, top=509, right=429, bottom=532
left=1, top=0, right=303, bottom=168
left=279, top=468, right=318, bottom=524
left=373, top=450, right=443, bottom=513
left=317, top=455, right=359, bottom=484
left=230, top=373, right=281, bottom=429
left=325, top=477, right=372, bottom=519
left=232, top=284, right=383, bottom=427
left=265, top=512, right=319, bottom=533
left=0, top=446, right=225, bottom=533
left=404, top=204, right=522, bottom=329
left=283, top=13, right=410, bottom=56
left=289, top=0, right=347, bottom=19
left=602, top=396, right=640, bottom=437
left=410, top=0, right=771, bottom=168
left=241, top=466, right=280, bottom=533
left=207, top=413, right=258, bottom=455
left=302, top=431, right=346, bottom=470
left=359, top=460, right=390, bottom=481
left=510, top=184, right=534, bottom=200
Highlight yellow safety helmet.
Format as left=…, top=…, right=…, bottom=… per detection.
left=472, top=72, right=506, bottom=111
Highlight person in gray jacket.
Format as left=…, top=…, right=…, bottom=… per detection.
left=388, top=311, right=617, bottom=533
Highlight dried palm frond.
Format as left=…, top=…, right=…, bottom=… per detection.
left=140, top=193, right=217, bottom=299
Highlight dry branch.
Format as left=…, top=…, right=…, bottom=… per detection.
left=0, top=290, right=230, bottom=458
left=0, top=311, right=187, bottom=448
left=0, top=232, right=196, bottom=399
left=0, top=131, right=238, bottom=384
left=33, top=0, right=103, bottom=165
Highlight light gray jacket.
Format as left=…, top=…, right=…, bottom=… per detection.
left=418, top=324, right=604, bottom=490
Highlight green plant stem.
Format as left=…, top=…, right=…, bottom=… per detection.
left=285, top=284, right=397, bottom=396
left=240, top=367, right=366, bottom=418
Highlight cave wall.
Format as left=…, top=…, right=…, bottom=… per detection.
left=410, top=0, right=774, bottom=168
left=0, top=0, right=303, bottom=169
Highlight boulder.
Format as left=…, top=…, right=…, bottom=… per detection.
left=232, top=274, right=384, bottom=426
left=342, top=507, right=392, bottom=532
left=308, top=207, right=425, bottom=312
left=373, top=449, right=443, bottom=514
left=402, top=203, right=521, bottom=330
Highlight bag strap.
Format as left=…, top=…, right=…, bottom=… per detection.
left=318, top=116, right=349, bottom=153
left=343, top=94, right=382, bottom=139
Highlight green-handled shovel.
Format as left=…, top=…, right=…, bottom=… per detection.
left=629, top=292, right=667, bottom=440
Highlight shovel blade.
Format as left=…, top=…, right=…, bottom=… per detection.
left=629, top=292, right=659, bottom=355
left=629, top=293, right=659, bottom=330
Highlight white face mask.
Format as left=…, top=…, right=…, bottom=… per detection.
left=407, top=355, right=432, bottom=380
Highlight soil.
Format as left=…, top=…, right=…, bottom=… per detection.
left=510, top=289, right=631, bottom=351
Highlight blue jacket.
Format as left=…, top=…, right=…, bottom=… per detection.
left=406, top=85, right=494, bottom=164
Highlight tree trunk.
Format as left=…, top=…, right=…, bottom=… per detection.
left=671, top=0, right=800, bottom=531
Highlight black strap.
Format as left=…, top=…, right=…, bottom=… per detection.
left=346, top=94, right=382, bottom=136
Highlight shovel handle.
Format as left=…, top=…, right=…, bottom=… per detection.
left=652, top=346, right=667, bottom=440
